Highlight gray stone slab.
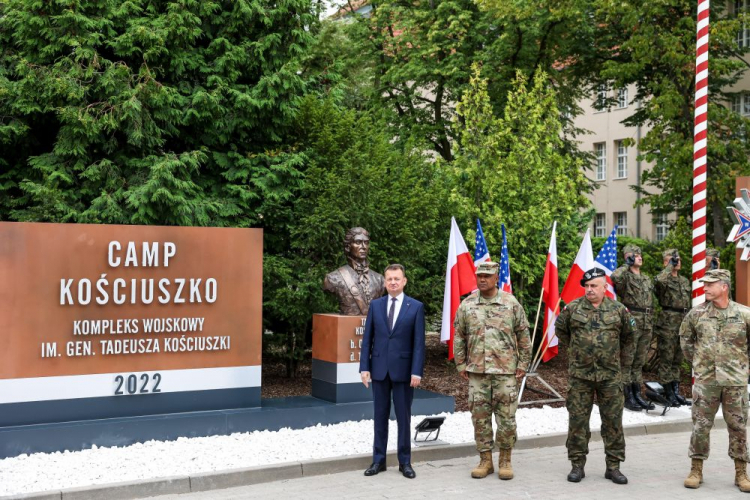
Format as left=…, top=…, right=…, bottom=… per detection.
left=189, top=463, right=302, bottom=492
left=302, top=453, right=373, bottom=476
left=644, top=419, right=693, bottom=435
left=1, top=492, right=62, bottom=500
left=60, top=476, right=189, bottom=500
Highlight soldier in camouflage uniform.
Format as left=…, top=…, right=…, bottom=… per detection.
left=654, top=249, right=691, bottom=407
left=555, top=267, right=635, bottom=485
left=680, top=269, right=750, bottom=492
left=706, top=248, right=721, bottom=271
left=454, top=261, right=531, bottom=481
left=611, top=243, right=655, bottom=411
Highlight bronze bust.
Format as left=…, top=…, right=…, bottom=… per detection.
left=323, top=227, right=385, bottom=315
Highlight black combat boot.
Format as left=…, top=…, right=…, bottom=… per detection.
left=567, top=463, right=585, bottom=482
left=623, top=384, right=642, bottom=412
left=631, top=382, right=655, bottom=410
left=672, top=381, right=691, bottom=406
left=663, top=381, right=680, bottom=407
left=605, top=467, right=628, bottom=484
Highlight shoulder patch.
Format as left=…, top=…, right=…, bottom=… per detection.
left=629, top=317, right=636, bottom=327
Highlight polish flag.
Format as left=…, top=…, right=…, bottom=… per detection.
left=540, top=222, right=559, bottom=363
left=560, top=229, right=594, bottom=304
left=440, top=217, right=477, bottom=360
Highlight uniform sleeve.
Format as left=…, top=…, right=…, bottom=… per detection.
left=654, top=268, right=669, bottom=302
left=513, top=300, right=532, bottom=372
left=453, top=302, right=468, bottom=372
left=611, top=265, right=628, bottom=295
left=619, top=307, right=636, bottom=372
left=679, top=311, right=696, bottom=364
left=555, top=306, right=571, bottom=347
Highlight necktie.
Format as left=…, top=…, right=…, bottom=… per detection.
left=389, top=297, right=397, bottom=330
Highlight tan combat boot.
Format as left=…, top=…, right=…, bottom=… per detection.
left=498, top=448, right=514, bottom=480
left=735, top=460, right=750, bottom=492
left=471, top=451, right=494, bottom=478
left=684, top=458, right=703, bottom=489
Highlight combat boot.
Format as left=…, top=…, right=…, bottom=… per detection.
left=567, top=464, right=585, bottom=482
left=672, top=381, right=691, bottom=406
left=623, top=384, right=642, bottom=412
left=735, top=460, right=750, bottom=492
left=684, top=458, right=703, bottom=488
left=497, top=448, right=513, bottom=480
left=471, top=451, right=494, bottom=479
left=605, top=467, right=628, bottom=485
left=631, top=382, right=655, bottom=410
left=663, top=382, right=680, bottom=407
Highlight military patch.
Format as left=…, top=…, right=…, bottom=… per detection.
left=629, top=318, right=636, bottom=328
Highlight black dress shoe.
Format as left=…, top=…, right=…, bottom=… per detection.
left=364, top=462, right=386, bottom=476
left=605, top=468, right=628, bottom=484
left=399, top=463, right=416, bottom=479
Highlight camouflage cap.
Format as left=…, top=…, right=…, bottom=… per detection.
left=662, top=248, right=679, bottom=260
left=475, top=261, right=499, bottom=275
left=580, top=267, right=606, bottom=286
left=700, top=269, right=731, bottom=284
left=706, top=248, right=720, bottom=259
left=623, top=243, right=642, bottom=256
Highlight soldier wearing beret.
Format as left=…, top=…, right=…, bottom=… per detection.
left=454, top=261, right=532, bottom=481
left=611, top=243, right=655, bottom=411
left=680, top=269, right=750, bottom=492
left=556, top=267, right=636, bottom=485
left=654, top=249, right=691, bottom=407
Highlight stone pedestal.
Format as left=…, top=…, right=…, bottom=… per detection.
left=311, top=313, right=371, bottom=403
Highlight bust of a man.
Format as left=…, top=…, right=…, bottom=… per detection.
left=323, top=227, right=385, bottom=315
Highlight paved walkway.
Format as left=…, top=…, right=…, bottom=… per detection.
left=153, top=430, right=745, bottom=499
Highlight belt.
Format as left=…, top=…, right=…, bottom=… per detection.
left=662, top=306, right=689, bottom=314
left=625, top=305, right=652, bottom=314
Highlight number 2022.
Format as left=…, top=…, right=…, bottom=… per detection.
left=114, top=373, right=162, bottom=395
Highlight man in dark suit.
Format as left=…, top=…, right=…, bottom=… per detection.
left=360, top=263, right=426, bottom=479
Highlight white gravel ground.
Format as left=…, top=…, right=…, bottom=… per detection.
left=0, top=405, right=694, bottom=497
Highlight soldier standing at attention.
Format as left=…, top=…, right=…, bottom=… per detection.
left=555, top=268, right=635, bottom=485
left=706, top=248, right=721, bottom=271
left=611, top=243, right=655, bottom=411
left=680, top=269, right=750, bottom=492
left=454, top=261, right=531, bottom=481
left=653, top=249, right=691, bottom=407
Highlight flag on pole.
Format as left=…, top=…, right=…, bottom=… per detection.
left=593, top=227, right=619, bottom=300
left=499, top=224, right=512, bottom=294
left=474, top=219, right=491, bottom=266
left=560, top=229, right=594, bottom=304
left=441, top=217, right=477, bottom=360
left=540, top=222, right=559, bottom=363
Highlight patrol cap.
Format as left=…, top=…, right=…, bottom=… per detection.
left=662, top=248, right=679, bottom=260
left=700, top=269, right=730, bottom=284
left=580, top=267, right=606, bottom=286
left=623, top=243, right=642, bottom=256
left=475, top=261, right=499, bottom=275
left=706, top=248, right=720, bottom=259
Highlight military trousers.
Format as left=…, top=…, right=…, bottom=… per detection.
left=566, top=376, right=625, bottom=469
left=625, top=310, right=652, bottom=384
left=468, top=372, right=519, bottom=452
left=689, top=384, right=750, bottom=462
left=655, top=311, right=684, bottom=384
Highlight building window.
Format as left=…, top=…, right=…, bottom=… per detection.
left=595, top=143, right=606, bottom=181
left=655, top=214, right=669, bottom=242
left=616, top=141, right=628, bottom=179
left=737, top=0, right=750, bottom=47
left=615, top=212, right=628, bottom=235
left=594, top=213, right=606, bottom=238
left=733, top=93, right=750, bottom=116
left=594, top=84, right=609, bottom=110
left=617, top=88, right=628, bottom=108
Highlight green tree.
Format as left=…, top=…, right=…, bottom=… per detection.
left=339, top=0, right=604, bottom=162
left=451, top=65, right=593, bottom=310
left=593, top=0, right=750, bottom=246
left=0, top=0, right=315, bottom=226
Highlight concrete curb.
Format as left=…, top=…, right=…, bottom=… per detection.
left=2, top=416, right=702, bottom=500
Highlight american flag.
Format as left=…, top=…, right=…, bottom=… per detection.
left=474, top=219, right=491, bottom=265
left=499, top=223, right=512, bottom=293
left=593, top=227, right=618, bottom=300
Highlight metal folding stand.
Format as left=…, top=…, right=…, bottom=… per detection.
left=518, top=371, right=565, bottom=405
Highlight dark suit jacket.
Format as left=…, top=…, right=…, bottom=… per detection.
left=359, top=294, right=426, bottom=382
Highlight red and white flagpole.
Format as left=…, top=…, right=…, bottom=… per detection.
left=692, top=0, right=710, bottom=307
